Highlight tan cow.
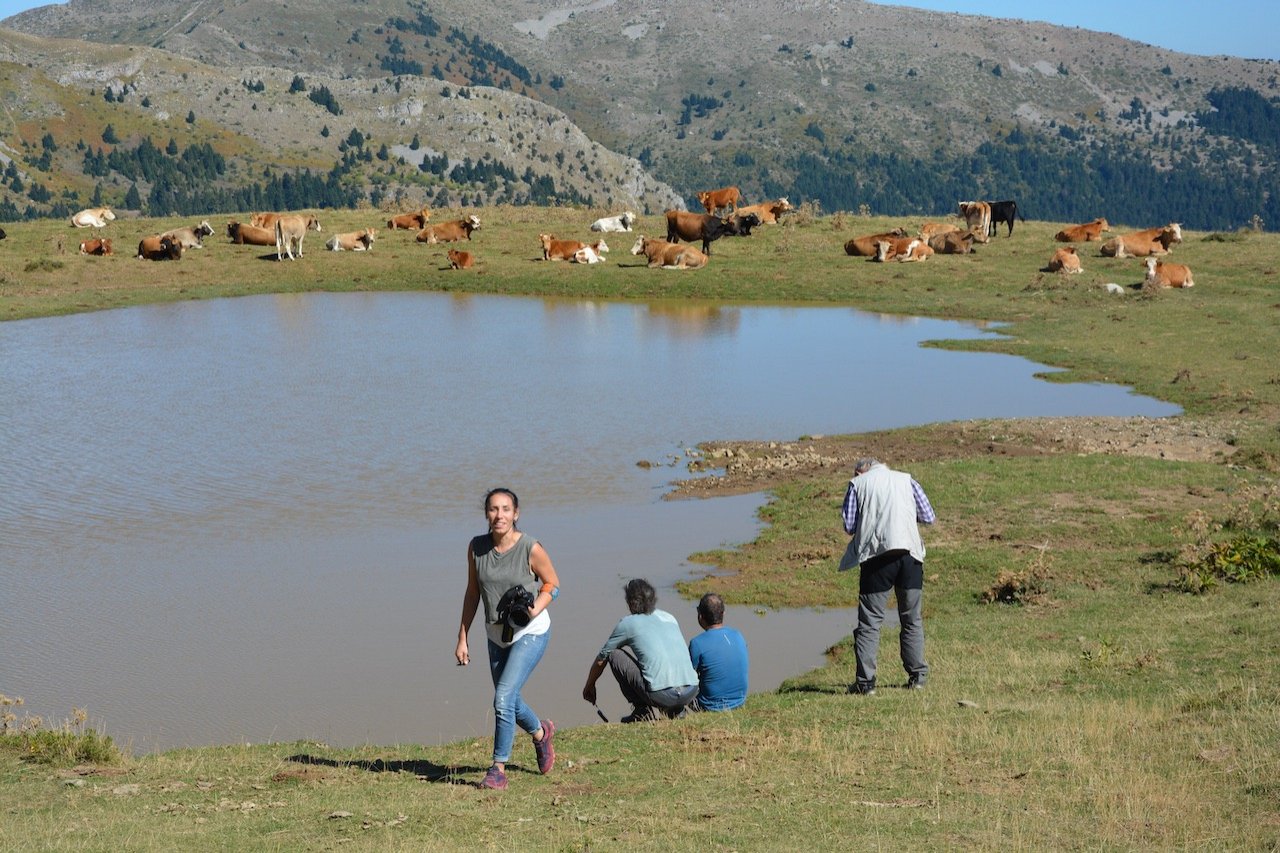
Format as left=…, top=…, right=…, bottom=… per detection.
left=919, top=221, right=960, bottom=240
left=447, top=248, right=475, bottom=269
left=540, top=233, right=589, bottom=261
left=1100, top=223, right=1183, bottom=258
left=1055, top=218, right=1110, bottom=242
left=275, top=214, right=322, bottom=261
left=873, top=238, right=933, bottom=262
left=630, top=235, right=708, bottom=269
left=958, top=201, right=991, bottom=242
left=387, top=207, right=431, bottom=230
left=1144, top=257, right=1195, bottom=288
left=697, top=186, right=741, bottom=215
left=844, top=228, right=909, bottom=257
left=227, top=221, right=277, bottom=246
left=417, top=215, right=481, bottom=243
left=735, top=197, right=793, bottom=225
left=71, top=207, right=116, bottom=228
left=326, top=228, right=376, bottom=251
left=161, top=220, right=214, bottom=250
left=927, top=231, right=976, bottom=254
left=79, top=237, right=113, bottom=256
left=250, top=212, right=282, bottom=229
left=1043, top=245, right=1083, bottom=274
left=137, top=234, right=182, bottom=261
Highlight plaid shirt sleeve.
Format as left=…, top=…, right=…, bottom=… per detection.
left=912, top=479, right=936, bottom=524
left=841, top=480, right=859, bottom=535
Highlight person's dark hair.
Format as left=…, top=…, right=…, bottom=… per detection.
left=624, top=578, right=657, bottom=615
left=697, top=592, right=725, bottom=626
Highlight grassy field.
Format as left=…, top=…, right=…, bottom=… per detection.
left=2, top=207, right=1278, bottom=850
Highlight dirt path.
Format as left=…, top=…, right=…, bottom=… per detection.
left=669, top=414, right=1246, bottom=498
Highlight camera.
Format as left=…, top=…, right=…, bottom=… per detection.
left=496, top=585, right=536, bottom=640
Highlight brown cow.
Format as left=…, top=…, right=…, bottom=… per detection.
left=927, top=231, right=976, bottom=254
left=417, top=215, right=481, bottom=244
left=387, top=207, right=431, bottom=230
left=844, top=228, right=909, bottom=257
left=250, top=212, right=281, bottom=229
left=1100, top=223, right=1183, bottom=258
left=540, top=233, right=589, bottom=261
left=1144, top=257, right=1195, bottom=288
left=326, top=228, right=377, bottom=251
left=735, top=198, right=793, bottom=225
left=447, top=248, right=475, bottom=269
left=1055, top=218, right=1110, bottom=242
left=697, top=186, right=741, bottom=215
left=957, top=201, right=992, bottom=243
left=1043, top=245, right=1083, bottom=274
left=137, top=234, right=182, bottom=261
left=665, top=210, right=739, bottom=255
left=873, top=238, right=933, bottom=262
left=227, top=221, right=277, bottom=246
left=79, top=237, right=113, bottom=256
left=630, top=235, right=708, bottom=269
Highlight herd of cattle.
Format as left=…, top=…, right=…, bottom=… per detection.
left=54, top=189, right=1195, bottom=289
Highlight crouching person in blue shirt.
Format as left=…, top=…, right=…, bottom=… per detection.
left=688, top=592, right=749, bottom=712
left=582, top=578, right=699, bottom=723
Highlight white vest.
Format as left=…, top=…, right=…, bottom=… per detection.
left=848, top=464, right=926, bottom=566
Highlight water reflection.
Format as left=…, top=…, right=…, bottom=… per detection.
left=0, top=293, right=1177, bottom=752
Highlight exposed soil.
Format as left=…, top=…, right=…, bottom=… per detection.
left=669, top=414, right=1245, bottom=499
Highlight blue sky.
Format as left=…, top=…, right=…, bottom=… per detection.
left=1, top=0, right=1277, bottom=61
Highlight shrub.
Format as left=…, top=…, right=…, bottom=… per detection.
left=0, top=697, right=122, bottom=767
left=1174, top=486, right=1280, bottom=593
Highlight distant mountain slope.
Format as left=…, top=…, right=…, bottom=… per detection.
left=5, top=0, right=1280, bottom=228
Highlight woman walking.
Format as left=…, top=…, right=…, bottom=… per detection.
left=455, top=488, right=560, bottom=790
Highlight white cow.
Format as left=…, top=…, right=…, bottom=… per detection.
left=572, top=239, right=609, bottom=264
left=71, top=207, right=116, bottom=228
left=589, top=211, right=636, bottom=233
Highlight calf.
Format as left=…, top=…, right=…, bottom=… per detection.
left=919, top=221, right=960, bottom=240
left=387, top=207, right=431, bottom=230
left=161, top=220, right=214, bottom=250
left=137, top=234, right=182, bottom=261
left=873, top=238, right=933, bottom=262
left=1043, top=246, right=1083, bottom=274
left=572, top=239, right=609, bottom=264
left=275, top=214, right=322, bottom=261
left=590, top=211, right=636, bottom=233
left=227, top=221, right=277, bottom=246
left=735, top=198, right=793, bottom=225
left=1055, top=218, right=1110, bottom=242
left=1144, top=257, right=1195, bottom=288
left=79, top=237, right=113, bottom=256
left=732, top=212, right=763, bottom=236
left=697, top=186, right=741, bottom=215
left=447, top=248, right=475, bottom=269
left=665, top=210, right=739, bottom=255
left=630, top=235, right=708, bottom=269
left=844, top=228, right=909, bottom=257
left=326, top=228, right=377, bottom=251
left=417, top=215, right=481, bottom=243
left=540, top=233, right=590, bottom=261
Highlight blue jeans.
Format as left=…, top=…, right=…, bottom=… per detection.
left=487, top=629, right=550, bottom=763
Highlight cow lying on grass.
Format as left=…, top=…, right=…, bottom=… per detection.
left=631, top=236, right=708, bottom=269
left=1043, top=246, right=1083, bottom=274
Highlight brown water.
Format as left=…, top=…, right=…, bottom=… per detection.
left=0, top=292, right=1176, bottom=752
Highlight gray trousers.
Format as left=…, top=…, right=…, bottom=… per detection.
left=608, top=649, right=698, bottom=717
left=854, top=550, right=928, bottom=689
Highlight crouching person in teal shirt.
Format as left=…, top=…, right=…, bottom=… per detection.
left=583, top=579, right=699, bottom=723
left=688, top=592, right=749, bottom=712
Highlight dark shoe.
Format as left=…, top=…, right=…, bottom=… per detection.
left=620, top=706, right=656, bottom=723
left=848, top=682, right=876, bottom=696
left=906, top=677, right=926, bottom=690
left=534, top=719, right=555, bottom=774
left=479, top=765, right=507, bottom=790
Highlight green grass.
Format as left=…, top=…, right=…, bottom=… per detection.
left=3, top=207, right=1279, bottom=849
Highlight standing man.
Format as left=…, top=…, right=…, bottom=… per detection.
left=582, top=579, right=700, bottom=722
left=840, top=457, right=936, bottom=695
left=688, top=592, right=749, bottom=712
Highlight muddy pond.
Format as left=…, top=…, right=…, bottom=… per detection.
left=0, top=292, right=1178, bottom=752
